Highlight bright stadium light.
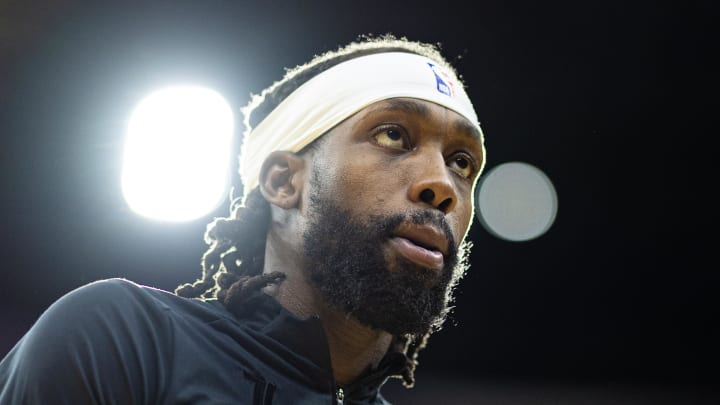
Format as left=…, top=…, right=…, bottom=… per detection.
left=121, top=86, right=234, bottom=221
left=475, top=161, right=558, bottom=242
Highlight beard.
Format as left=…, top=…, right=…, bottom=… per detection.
left=302, top=191, right=471, bottom=336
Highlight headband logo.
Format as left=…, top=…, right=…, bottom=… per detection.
left=427, top=63, right=455, bottom=97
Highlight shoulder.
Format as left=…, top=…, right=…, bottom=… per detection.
left=38, top=278, right=169, bottom=325
left=59, top=277, right=165, bottom=304
left=2, top=277, right=219, bottom=372
left=0, top=278, right=184, bottom=403
left=47, top=277, right=159, bottom=307
left=8, top=277, right=184, bottom=357
left=0, top=278, right=238, bottom=403
left=45, top=278, right=237, bottom=336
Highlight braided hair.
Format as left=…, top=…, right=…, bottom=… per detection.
left=175, top=33, right=469, bottom=388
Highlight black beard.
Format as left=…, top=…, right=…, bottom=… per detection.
left=302, top=192, right=469, bottom=336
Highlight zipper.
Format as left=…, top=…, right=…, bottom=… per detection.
left=336, top=387, right=344, bottom=405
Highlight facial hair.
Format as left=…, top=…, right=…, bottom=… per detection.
left=302, top=191, right=471, bottom=336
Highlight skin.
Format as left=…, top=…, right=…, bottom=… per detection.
left=258, top=97, right=485, bottom=385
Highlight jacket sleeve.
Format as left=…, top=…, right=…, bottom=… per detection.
left=0, top=278, right=171, bottom=405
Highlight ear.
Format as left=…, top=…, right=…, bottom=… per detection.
left=258, top=151, right=306, bottom=209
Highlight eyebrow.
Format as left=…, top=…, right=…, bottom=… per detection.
left=370, top=98, right=483, bottom=143
left=452, top=117, right=484, bottom=143
left=379, top=98, right=432, bottom=116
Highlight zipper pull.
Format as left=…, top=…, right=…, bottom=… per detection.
left=336, top=387, right=344, bottom=405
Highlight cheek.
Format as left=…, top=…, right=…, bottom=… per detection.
left=329, top=157, right=405, bottom=213
left=451, top=205, right=472, bottom=238
left=447, top=185, right=475, bottom=238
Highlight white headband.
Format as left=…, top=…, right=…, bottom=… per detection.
left=240, top=52, right=484, bottom=195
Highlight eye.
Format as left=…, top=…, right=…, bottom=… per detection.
left=448, top=153, right=476, bottom=179
left=372, top=126, right=409, bottom=150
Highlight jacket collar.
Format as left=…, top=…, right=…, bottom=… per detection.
left=231, top=290, right=406, bottom=401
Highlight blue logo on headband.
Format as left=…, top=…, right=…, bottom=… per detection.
left=427, top=63, right=455, bottom=97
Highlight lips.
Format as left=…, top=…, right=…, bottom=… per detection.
left=389, top=224, right=449, bottom=270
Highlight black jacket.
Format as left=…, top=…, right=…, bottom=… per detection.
left=0, top=278, right=405, bottom=404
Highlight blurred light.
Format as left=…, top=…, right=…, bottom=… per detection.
left=121, top=86, right=234, bottom=221
left=475, top=161, right=558, bottom=241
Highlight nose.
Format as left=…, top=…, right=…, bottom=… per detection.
left=408, top=152, right=458, bottom=214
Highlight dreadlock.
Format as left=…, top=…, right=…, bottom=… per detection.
left=175, top=33, right=469, bottom=388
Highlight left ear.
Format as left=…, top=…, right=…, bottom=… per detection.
left=258, top=151, right=306, bottom=209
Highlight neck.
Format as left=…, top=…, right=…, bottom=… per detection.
left=262, top=228, right=392, bottom=385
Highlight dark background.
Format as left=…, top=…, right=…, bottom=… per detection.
left=1, top=1, right=716, bottom=403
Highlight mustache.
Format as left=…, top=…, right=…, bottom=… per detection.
left=374, top=209, right=457, bottom=257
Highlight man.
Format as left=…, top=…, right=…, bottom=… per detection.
left=0, top=34, right=486, bottom=404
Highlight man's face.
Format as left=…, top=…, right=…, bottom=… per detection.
left=300, top=98, right=485, bottom=335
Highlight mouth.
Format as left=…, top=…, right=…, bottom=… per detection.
left=388, top=224, right=449, bottom=271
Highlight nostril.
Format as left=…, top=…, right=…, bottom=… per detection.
left=419, top=189, right=435, bottom=204
left=438, top=198, right=452, bottom=213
